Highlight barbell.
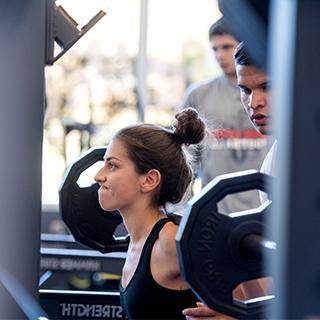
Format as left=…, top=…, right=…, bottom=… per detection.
left=60, top=147, right=276, bottom=318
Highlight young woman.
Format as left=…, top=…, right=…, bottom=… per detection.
left=95, top=108, right=206, bottom=319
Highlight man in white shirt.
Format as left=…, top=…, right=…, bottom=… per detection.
left=234, top=42, right=276, bottom=176
left=182, top=41, right=275, bottom=319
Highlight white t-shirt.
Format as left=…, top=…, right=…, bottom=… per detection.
left=259, top=140, right=277, bottom=203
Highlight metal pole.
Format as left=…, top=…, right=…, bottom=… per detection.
left=136, top=0, right=148, bottom=122
left=268, top=0, right=320, bottom=317
left=0, top=0, right=45, bottom=317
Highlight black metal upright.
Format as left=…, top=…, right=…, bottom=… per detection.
left=0, top=0, right=45, bottom=318
left=269, top=0, right=320, bottom=318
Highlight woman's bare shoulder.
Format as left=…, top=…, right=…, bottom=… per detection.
left=157, top=221, right=179, bottom=256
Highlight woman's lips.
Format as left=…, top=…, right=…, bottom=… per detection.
left=99, top=186, right=110, bottom=193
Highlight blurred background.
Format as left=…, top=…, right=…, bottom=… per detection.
left=41, top=1, right=223, bottom=292
left=43, top=0, right=222, bottom=210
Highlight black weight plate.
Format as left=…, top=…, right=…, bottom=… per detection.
left=59, top=147, right=129, bottom=253
left=176, top=170, right=274, bottom=319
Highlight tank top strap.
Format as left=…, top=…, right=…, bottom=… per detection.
left=143, top=217, right=169, bottom=256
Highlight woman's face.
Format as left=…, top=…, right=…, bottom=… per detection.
left=94, top=139, right=144, bottom=212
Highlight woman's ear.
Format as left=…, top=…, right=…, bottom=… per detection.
left=140, top=169, right=161, bottom=193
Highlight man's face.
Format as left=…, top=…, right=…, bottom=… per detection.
left=210, top=34, right=238, bottom=77
left=236, top=64, right=271, bottom=135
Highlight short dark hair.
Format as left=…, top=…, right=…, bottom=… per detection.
left=209, top=17, right=239, bottom=41
left=114, top=108, right=206, bottom=207
left=234, top=41, right=255, bottom=66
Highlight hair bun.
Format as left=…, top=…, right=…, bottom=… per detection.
left=172, top=107, right=206, bottom=145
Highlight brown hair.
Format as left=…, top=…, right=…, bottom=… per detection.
left=114, top=108, right=206, bottom=207
left=209, top=17, right=239, bottom=41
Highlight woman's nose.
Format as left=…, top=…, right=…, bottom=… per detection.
left=94, top=167, right=105, bottom=183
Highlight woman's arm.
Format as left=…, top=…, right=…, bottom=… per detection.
left=151, top=221, right=187, bottom=287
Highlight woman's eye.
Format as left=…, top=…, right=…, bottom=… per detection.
left=108, top=163, right=115, bottom=169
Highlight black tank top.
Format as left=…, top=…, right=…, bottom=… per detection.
left=119, top=218, right=197, bottom=319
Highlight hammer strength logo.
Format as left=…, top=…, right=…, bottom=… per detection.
left=60, top=303, right=123, bottom=318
